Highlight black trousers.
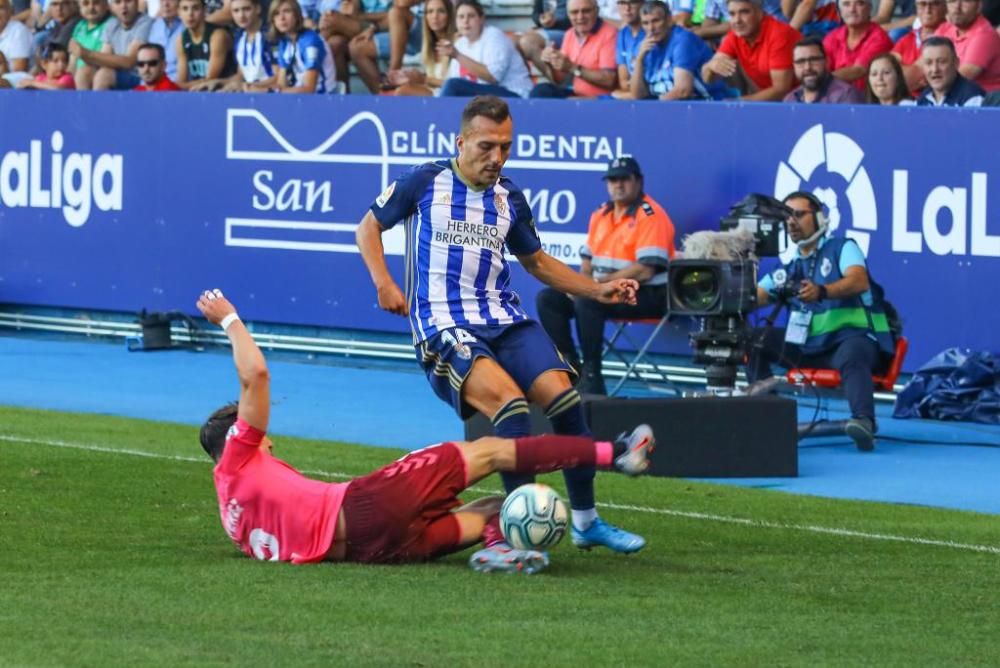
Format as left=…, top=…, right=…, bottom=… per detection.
left=745, top=327, right=881, bottom=421
left=535, top=285, right=668, bottom=370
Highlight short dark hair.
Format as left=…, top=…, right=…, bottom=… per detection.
left=639, top=0, right=669, bottom=15
left=455, top=0, right=484, bottom=16
left=783, top=191, right=824, bottom=213
left=461, top=96, right=510, bottom=133
left=793, top=35, right=826, bottom=57
left=200, top=402, right=238, bottom=462
left=41, top=42, right=69, bottom=59
left=922, top=35, right=957, bottom=57
left=136, top=42, right=166, bottom=59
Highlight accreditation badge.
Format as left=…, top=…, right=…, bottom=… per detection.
left=785, top=310, right=812, bottom=345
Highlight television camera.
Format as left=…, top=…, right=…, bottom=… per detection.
left=667, top=194, right=793, bottom=394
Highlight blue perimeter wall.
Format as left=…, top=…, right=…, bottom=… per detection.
left=1, top=92, right=998, bottom=369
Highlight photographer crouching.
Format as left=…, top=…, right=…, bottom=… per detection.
left=748, top=192, right=896, bottom=452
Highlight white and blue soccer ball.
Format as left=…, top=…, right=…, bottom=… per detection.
left=500, top=483, right=568, bottom=551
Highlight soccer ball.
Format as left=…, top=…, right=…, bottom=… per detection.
left=500, top=484, right=568, bottom=551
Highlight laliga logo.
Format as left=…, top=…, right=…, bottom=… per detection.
left=775, top=124, right=1000, bottom=259
left=0, top=131, right=124, bottom=227
left=774, top=124, right=877, bottom=258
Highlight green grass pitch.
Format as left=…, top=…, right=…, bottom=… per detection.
left=2, top=405, right=999, bottom=666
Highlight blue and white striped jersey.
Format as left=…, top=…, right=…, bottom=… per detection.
left=370, top=160, right=543, bottom=344
left=235, top=29, right=273, bottom=84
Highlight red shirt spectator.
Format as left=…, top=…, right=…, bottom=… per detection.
left=824, top=23, right=893, bottom=87
left=936, top=14, right=1000, bottom=91
left=717, top=14, right=801, bottom=90
left=134, top=74, right=182, bottom=90
left=132, top=42, right=182, bottom=91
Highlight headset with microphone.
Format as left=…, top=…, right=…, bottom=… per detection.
left=783, top=191, right=828, bottom=248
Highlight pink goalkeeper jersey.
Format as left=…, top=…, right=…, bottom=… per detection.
left=213, top=418, right=349, bottom=564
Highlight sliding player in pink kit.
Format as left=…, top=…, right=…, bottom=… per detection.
left=196, top=288, right=655, bottom=573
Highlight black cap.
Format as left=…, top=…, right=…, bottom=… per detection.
left=603, top=156, right=642, bottom=180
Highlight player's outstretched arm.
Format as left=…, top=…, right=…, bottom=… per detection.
left=196, top=289, right=270, bottom=433
left=517, top=250, right=639, bottom=305
left=356, top=211, right=409, bottom=316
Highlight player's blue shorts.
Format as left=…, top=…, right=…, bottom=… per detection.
left=415, top=320, right=575, bottom=419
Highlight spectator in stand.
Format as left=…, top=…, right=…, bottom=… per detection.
left=346, top=0, right=425, bottom=93
left=823, top=0, right=892, bottom=90
left=386, top=0, right=424, bottom=71
left=32, top=0, right=82, bottom=68
left=935, top=0, right=1000, bottom=90
left=175, top=0, right=235, bottom=88
left=529, top=0, right=618, bottom=97
left=222, top=0, right=274, bottom=90
left=384, top=0, right=453, bottom=95
left=783, top=0, right=839, bottom=34
left=785, top=34, right=865, bottom=100
left=67, top=0, right=111, bottom=88
left=697, top=0, right=786, bottom=40
left=702, top=0, right=801, bottom=100
left=892, top=0, right=947, bottom=93
left=439, top=0, right=534, bottom=97
left=519, top=0, right=571, bottom=75
left=319, top=0, right=390, bottom=93
left=132, top=40, right=182, bottom=87
left=16, top=41, right=75, bottom=87
left=914, top=32, right=985, bottom=102
left=271, top=0, right=337, bottom=92
left=70, top=0, right=153, bottom=89
left=188, top=0, right=272, bottom=89
left=865, top=50, right=911, bottom=100
left=630, top=0, right=725, bottom=99
left=0, top=0, right=32, bottom=87
left=612, top=0, right=643, bottom=97
left=148, top=0, right=182, bottom=79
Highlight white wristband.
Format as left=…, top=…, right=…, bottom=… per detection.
left=220, top=313, right=241, bottom=331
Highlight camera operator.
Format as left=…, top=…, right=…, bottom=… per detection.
left=747, top=191, right=895, bottom=451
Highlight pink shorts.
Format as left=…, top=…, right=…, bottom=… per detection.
left=342, top=442, right=468, bottom=564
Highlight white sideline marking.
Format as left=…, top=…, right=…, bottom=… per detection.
left=4, top=434, right=999, bottom=556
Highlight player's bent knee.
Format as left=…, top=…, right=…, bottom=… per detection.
left=463, top=358, right=524, bottom=413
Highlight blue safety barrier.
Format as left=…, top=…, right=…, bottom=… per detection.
left=0, top=93, right=997, bottom=367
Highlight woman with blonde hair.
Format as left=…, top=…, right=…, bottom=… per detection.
left=385, top=0, right=455, bottom=95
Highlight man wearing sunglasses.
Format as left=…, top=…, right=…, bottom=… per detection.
left=133, top=42, right=181, bottom=89
left=747, top=191, right=896, bottom=452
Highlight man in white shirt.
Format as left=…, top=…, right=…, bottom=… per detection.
left=0, top=0, right=33, bottom=87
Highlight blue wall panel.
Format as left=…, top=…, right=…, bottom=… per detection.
left=1, top=92, right=997, bottom=368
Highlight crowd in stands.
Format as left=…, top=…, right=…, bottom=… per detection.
left=1, top=0, right=999, bottom=104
